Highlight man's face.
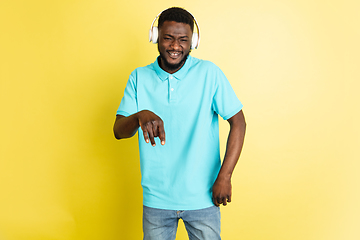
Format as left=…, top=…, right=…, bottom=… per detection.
left=157, top=21, right=192, bottom=74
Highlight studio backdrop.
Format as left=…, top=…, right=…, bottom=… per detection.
left=0, top=0, right=359, bottom=239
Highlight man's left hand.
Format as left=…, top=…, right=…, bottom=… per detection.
left=212, top=175, right=232, bottom=206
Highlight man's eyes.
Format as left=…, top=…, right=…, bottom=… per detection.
left=163, top=37, right=188, bottom=42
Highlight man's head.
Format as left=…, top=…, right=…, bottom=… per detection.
left=158, top=7, right=194, bottom=33
left=157, top=7, right=195, bottom=74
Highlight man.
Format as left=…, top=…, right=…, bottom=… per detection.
left=113, top=7, right=246, bottom=240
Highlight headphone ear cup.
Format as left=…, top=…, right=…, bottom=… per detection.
left=151, top=26, right=158, bottom=44
left=149, top=29, right=152, bottom=42
left=191, top=32, right=198, bottom=49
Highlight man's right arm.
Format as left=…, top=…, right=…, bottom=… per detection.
left=113, top=110, right=166, bottom=146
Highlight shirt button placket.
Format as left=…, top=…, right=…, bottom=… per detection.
left=169, top=75, right=176, bottom=102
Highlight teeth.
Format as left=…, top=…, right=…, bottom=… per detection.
left=169, top=52, right=180, bottom=56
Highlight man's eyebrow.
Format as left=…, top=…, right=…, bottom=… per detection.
left=164, top=34, right=189, bottom=38
left=164, top=34, right=174, bottom=38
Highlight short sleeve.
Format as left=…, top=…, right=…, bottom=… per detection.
left=212, top=66, right=243, bottom=120
left=116, top=72, right=138, bottom=117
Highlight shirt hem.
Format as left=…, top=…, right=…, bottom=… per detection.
left=143, top=201, right=215, bottom=211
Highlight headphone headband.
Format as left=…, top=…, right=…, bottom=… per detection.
left=149, top=8, right=201, bottom=49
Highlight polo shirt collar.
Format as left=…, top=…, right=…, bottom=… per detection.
left=153, top=55, right=192, bottom=81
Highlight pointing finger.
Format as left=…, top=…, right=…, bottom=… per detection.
left=158, top=122, right=166, bottom=145
left=147, top=125, right=156, bottom=146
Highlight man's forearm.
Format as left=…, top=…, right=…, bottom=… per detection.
left=113, top=113, right=140, bottom=140
left=219, top=110, right=246, bottom=178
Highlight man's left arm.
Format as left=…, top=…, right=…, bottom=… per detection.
left=212, top=109, right=246, bottom=206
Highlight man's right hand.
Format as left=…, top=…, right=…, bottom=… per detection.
left=137, top=110, right=165, bottom=146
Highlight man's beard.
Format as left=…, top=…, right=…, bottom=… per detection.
left=158, top=48, right=191, bottom=72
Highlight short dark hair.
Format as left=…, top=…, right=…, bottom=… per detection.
left=158, top=7, right=194, bottom=32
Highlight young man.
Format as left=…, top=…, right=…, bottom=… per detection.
left=113, top=7, right=246, bottom=240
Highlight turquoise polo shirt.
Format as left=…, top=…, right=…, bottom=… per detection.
left=117, top=55, right=243, bottom=210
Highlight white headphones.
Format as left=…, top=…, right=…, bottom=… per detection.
left=149, top=8, right=201, bottom=49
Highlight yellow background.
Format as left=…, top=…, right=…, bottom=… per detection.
left=0, top=0, right=359, bottom=239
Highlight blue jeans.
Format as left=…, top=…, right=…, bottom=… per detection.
left=143, top=205, right=221, bottom=240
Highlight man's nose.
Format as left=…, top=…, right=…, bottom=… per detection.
left=170, top=40, right=181, bottom=49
